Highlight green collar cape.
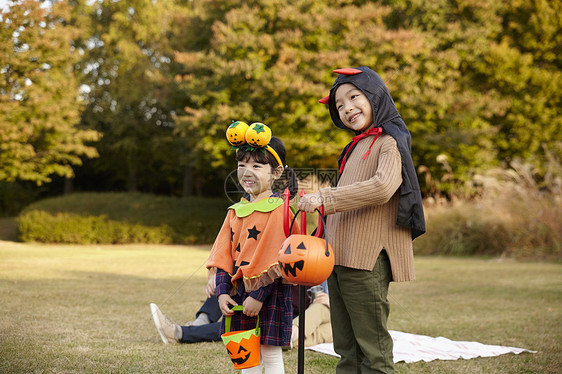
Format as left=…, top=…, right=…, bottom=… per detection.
left=229, top=197, right=284, bottom=218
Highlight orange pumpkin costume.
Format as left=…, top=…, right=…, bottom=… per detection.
left=207, top=197, right=299, bottom=292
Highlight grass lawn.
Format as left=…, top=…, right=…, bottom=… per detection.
left=0, top=242, right=560, bottom=373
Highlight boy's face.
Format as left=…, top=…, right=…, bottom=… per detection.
left=237, top=159, right=282, bottom=198
left=334, top=83, right=374, bottom=132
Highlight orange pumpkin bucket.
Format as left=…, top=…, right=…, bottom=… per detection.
left=279, top=207, right=334, bottom=286
left=221, top=306, right=261, bottom=370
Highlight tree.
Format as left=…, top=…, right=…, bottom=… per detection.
left=172, top=0, right=369, bottom=195
left=0, top=0, right=100, bottom=185
left=170, top=0, right=561, bottom=197
left=384, top=0, right=562, bottom=193
left=172, top=0, right=493, bottom=195
left=43, top=0, right=558, bottom=198
left=69, top=0, right=177, bottom=192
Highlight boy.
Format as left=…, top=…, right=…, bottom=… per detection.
left=299, top=66, right=425, bottom=373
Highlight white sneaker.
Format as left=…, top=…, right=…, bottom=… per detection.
left=150, top=303, right=179, bottom=344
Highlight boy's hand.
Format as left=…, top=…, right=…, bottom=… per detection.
left=205, top=267, right=217, bottom=297
left=312, top=292, right=330, bottom=307
left=242, top=297, right=263, bottom=317
left=205, top=277, right=216, bottom=298
left=299, top=192, right=324, bottom=213
left=218, top=294, right=237, bottom=316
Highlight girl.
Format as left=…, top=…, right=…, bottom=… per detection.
left=207, top=122, right=298, bottom=374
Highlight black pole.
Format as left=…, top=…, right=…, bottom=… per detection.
left=298, top=285, right=306, bottom=374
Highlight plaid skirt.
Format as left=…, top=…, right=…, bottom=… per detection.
left=218, top=271, right=293, bottom=346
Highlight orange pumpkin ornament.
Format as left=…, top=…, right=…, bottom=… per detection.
left=245, top=122, right=272, bottom=147
left=226, top=120, right=250, bottom=146
left=278, top=233, right=334, bottom=287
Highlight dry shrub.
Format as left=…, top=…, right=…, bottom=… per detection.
left=416, top=159, right=562, bottom=260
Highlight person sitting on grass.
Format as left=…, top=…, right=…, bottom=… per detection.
left=289, top=282, right=332, bottom=349
left=150, top=269, right=222, bottom=344
left=151, top=278, right=333, bottom=349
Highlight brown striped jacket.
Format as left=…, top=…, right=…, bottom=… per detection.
left=320, top=133, right=415, bottom=282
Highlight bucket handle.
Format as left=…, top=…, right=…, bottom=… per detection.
left=224, top=305, right=259, bottom=333
left=288, top=209, right=331, bottom=257
left=282, top=188, right=325, bottom=238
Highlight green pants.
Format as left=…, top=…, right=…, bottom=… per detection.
left=327, top=251, right=393, bottom=374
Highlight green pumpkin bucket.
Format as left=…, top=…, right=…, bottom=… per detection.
left=221, top=306, right=261, bottom=369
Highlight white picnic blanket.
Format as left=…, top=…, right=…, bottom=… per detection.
left=306, top=330, right=535, bottom=363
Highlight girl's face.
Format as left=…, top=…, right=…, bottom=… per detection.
left=334, top=83, right=374, bottom=132
left=237, top=158, right=283, bottom=201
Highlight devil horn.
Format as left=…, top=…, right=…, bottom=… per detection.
left=333, top=68, right=362, bottom=75
left=318, top=96, right=329, bottom=104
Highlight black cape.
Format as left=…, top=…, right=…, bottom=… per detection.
left=328, top=66, right=425, bottom=240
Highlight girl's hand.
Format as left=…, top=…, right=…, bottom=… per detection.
left=298, top=192, right=324, bottom=213
left=218, top=294, right=237, bottom=316
left=242, top=297, right=263, bottom=317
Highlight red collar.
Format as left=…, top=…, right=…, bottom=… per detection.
left=339, top=127, right=383, bottom=174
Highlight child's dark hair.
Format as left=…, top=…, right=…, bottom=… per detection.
left=236, top=136, right=299, bottom=198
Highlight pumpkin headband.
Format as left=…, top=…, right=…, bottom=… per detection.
left=226, top=121, right=283, bottom=167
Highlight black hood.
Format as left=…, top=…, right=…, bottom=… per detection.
left=328, top=66, right=425, bottom=240
left=328, top=66, right=401, bottom=133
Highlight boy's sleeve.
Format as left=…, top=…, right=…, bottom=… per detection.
left=320, top=137, right=402, bottom=214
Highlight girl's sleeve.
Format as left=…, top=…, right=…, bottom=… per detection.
left=319, top=136, right=402, bottom=214
left=248, top=282, right=275, bottom=303
left=216, top=268, right=232, bottom=296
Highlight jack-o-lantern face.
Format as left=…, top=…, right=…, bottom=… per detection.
left=278, top=234, right=334, bottom=286
left=227, top=121, right=249, bottom=146
left=245, top=122, right=272, bottom=147
left=226, top=343, right=250, bottom=366
left=224, top=334, right=260, bottom=369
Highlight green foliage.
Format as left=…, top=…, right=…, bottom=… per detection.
left=0, top=181, right=42, bottom=217
left=171, top=0, right=561, bottom=196
left=18, top=210, right=173, bottom=244
left=172, top=0, right=360, bottom=175
left=0, top=0, right=100, bottom=185
left=17, top=192, right=230, bottom=244
left=379, top=0, right=560, bottom=194
left=69, top=0, right=179, bottom=192
left=1, top=0, right=560, bottom=199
